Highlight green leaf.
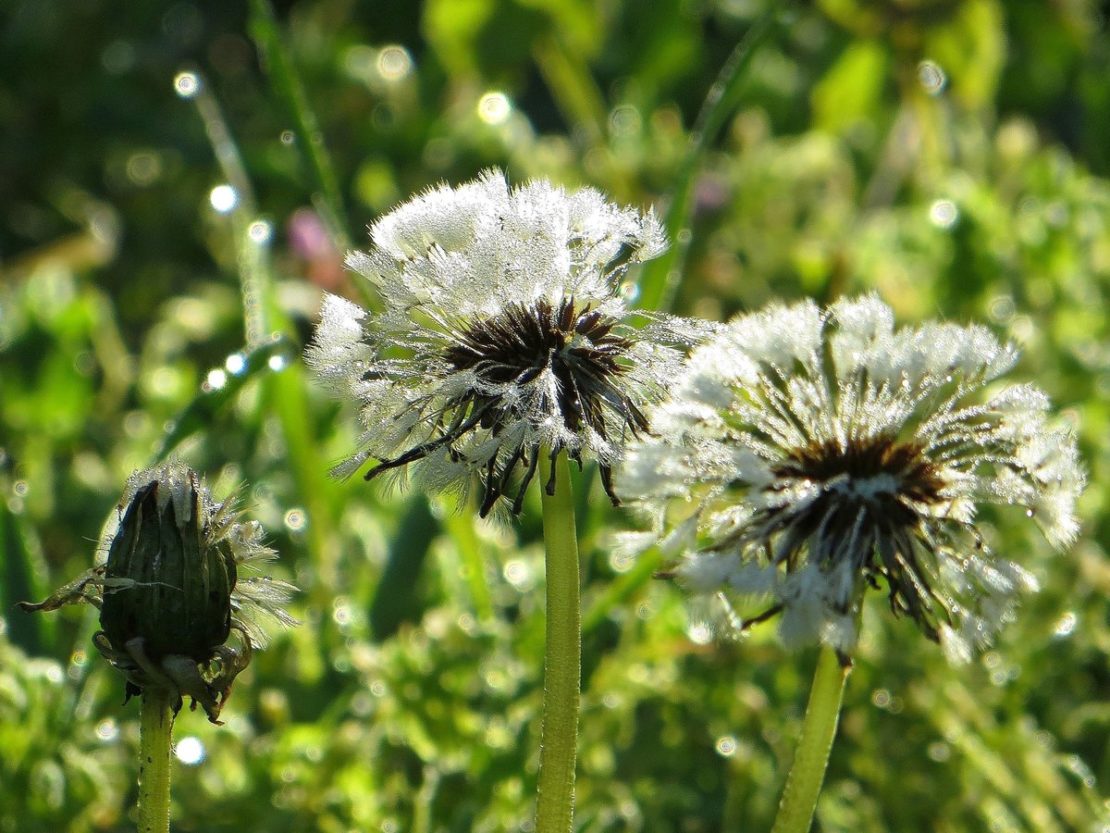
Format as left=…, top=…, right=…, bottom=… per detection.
left=810, top=40, right=888, bottom=134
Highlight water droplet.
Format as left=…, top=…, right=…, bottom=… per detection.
left=209, top=184, right=238, bottom=213
left=1053, top=611, right=1077, bottom=637
left=477, top=91, right=511, bottom=125
left=95, top=719, right=120, bottom=742
left=929, top=199, right=958, bottom=229
left=871, top=688, right=891, bottom=708
left=988, top=295, right=1016, bottom=324
left=204, top=368, right=228, bottom=391
left=126, top=151, right=163, bottom=186
left=283, top=508, right=306, bottom=531
left=377, top=45, right=413, bottom=80
left=503, top=559, right=531, bottom=589
left=917, top=60, right=946, bottom=95
left=714, top=735, right=738, bottom=757
left=687, top=621, right=714, bottom=645
left=174, top=736, right=206, bottom=765
left=608, top=550, right=634, bottom=573
left=609, top=104, right=642, bottom=136
left=225, top=352, right=247, bottom=375
left=619, top=281, right=640, bottom=302
left=67, top=648, right=89, bottom=680
left=173, top=71, right=201, bottom=98
left=926, top=741, right=951, bottom=762
left=248, top=220, right=272, bottom=243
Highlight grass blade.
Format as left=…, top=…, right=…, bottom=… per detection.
left=636, top=6, right=782, bottom=313
left=249, top=0, right=351, bottom=254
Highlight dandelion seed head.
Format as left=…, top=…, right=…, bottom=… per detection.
left=308, top=170, right=707, bottom=515
left=617, top=295, right=1083, bottom=659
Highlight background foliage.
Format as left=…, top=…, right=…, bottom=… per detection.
left=1, top=1, right=1108, bottom=831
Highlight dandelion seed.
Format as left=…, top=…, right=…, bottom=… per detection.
left=307, top=169, right=707, bottom=516
left=617, top=295, right=1083, bottom=662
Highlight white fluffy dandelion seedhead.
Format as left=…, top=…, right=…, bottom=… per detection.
left=307, top=170, right=707, bottom=516
left=617, top=295, right=1084, bottom=662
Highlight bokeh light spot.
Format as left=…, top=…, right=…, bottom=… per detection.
left=477, top=92, right=511, bottom=125
left=209, top=184, right=238, bottom=213
left=173, top=71, right=201, bottom=98
left=175, top=736, right=206, bottom=765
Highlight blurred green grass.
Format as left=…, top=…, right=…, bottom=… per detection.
left=1, top=1, right=1108, bottom=831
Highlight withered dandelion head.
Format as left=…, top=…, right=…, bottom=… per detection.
left=21, top=461, right=296, bottom=722
left=616, top=295, right=1083, bottom=662
left=307, top=170, right=706, bottom=516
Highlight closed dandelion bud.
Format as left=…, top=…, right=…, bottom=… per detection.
left=20, top=461, right=296, bottom=723
left=99, top=470, right=235, bottom=669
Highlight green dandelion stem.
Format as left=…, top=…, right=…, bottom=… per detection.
left=769, top=646, right=851, bottom=833
left=137, top=690, right=174, bottom=833
left=535, top=449, right=581, bottom=833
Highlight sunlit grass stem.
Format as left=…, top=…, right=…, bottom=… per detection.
left=768, top=646, right=851, bottom=833
left=535, top=450, right=581, bottom=833
left=248, top=0, right=352, bottom=253
left=137, top=691, right=174, bottom=833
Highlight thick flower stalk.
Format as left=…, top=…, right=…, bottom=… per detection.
left=308, top=170, right=706, bottom=833
left=306, top=169, right=705, bottom=516
left=617, top=294, right=1083, bottom=662
left=21, top=460, right=297, bottom=721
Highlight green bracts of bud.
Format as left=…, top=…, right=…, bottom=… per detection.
left=21, top=461, right=296, bottom=724
left=100, top=476, right=235, bottom=664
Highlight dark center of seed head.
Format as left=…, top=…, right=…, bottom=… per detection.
left=775, top=434, right=945, bottom=506
left=444, top=298, right=632, bottom=431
